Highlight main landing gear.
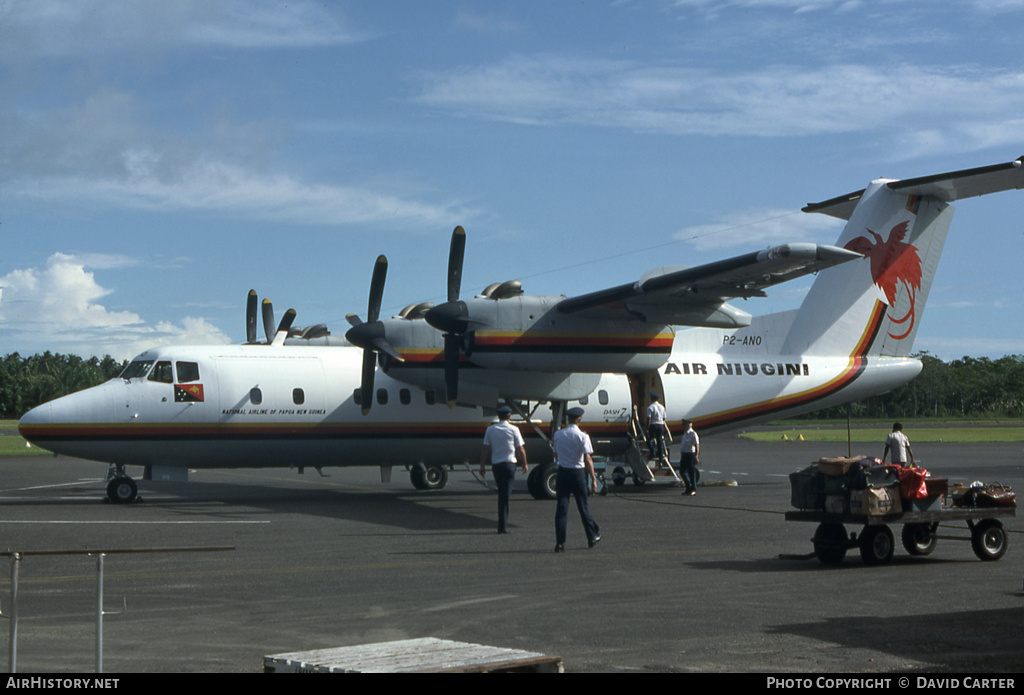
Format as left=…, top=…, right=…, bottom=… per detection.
left=410, top=463, right=449, bottom=490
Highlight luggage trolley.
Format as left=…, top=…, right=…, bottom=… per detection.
left=785, top=506, right=1016, bottom=566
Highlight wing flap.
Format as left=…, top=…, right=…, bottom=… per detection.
left=556, top=243, right=861, bottom=326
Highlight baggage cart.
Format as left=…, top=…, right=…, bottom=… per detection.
left=785, top=506, right=1015, bottom=566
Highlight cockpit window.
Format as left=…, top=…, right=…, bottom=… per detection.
left=120, top=360, right=154, bottom=379
left=148, top=361, right=174, bottom=384
left=176, top=361, right=201, bottom=383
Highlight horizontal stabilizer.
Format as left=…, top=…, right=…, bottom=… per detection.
left=804, top=156, right=1024, bottom=220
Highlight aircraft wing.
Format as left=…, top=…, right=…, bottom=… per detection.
left=804, top=156, right=1024, bottom=220
left=555, top=243, right=861, bottom=327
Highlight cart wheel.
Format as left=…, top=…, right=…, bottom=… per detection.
left=611, top=467, right=626, bottom=487
left=901, top=523, right=938, bottom=556
left=970, top=519, right=1008, bottom=561
left=813, top=523, right=848, bottom=565
left=859, top=525, right=894, bottom=565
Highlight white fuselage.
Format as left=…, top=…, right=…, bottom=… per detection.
left=18, top=335, right=921, bottom=472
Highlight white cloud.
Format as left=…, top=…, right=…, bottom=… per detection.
left=3, top=89, right=472, bottom=228
left=0, top=0, right=365, bottom=59
left=675, top=208, right=844, bottom=251
left=0, top=254, right=231, bottom=359
left=415, top=57, right=1024, bottom=153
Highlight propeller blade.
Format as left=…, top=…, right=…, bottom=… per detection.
left=368, top=255, right=388, bottom=323
left=371, top=337, right=405, bottom=363
left=271, top=308, right=297, bottom=346
left=246, top=290, right=258, bottom=343
left=262, top=299, right=275, bottom=343
left=345, top=313, right=363, bottom=328
left=447, top=226, right=465, bottom=303
left=443, top=333, right=460, bottom=407
left=360, top=348, right=377, bottom=416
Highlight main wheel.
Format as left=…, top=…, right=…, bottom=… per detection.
left=901, top=523, right=938, bottom=556
left=970, top=519, right=1008, bottom=561
left=106, top=476, right=138, bottom=504
left=410, top=465, right=448, bottom=490
left=528, top=464, right=558, bottom=500
left=813, top=522, right=848, bottom=565
left=859, top=525, right=895, bottom=565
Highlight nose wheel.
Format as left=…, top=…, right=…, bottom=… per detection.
left=105, top=469, right=140, bottom=504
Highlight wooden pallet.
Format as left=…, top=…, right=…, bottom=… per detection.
left=264, top=637, right=564, bottom=673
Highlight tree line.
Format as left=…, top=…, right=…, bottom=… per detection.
left=1, top=352, right=127, bottom=420
left=1, top=351, right=1022, bottom=421
left=799, top=353, right=1024, bottom=420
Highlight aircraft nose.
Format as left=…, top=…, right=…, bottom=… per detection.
left=18, top=401, right=53, bottom=442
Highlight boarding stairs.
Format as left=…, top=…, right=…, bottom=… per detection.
left=626, top=407, right=681, bottom=485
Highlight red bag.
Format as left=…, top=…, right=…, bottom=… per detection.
left=897, top=466, right=929, bottom=500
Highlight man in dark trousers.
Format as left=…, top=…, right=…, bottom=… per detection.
left=553, top=407, right=601, bottom=552
left=480, top=405, right=528, bottom=533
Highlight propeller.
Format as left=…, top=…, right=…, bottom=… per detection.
left=345, top=255, right=404, bottom=415
left=424, top=226, right=472, bottom=407
left=246, top=291, right=305, bottom=345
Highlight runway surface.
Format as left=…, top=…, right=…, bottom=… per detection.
left=0, top=436, right=1021, bottom=673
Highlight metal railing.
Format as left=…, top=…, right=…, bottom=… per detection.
left=0, top=547, right=234, bottom=673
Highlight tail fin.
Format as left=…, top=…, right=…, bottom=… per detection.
left=783, top=156, right=1024, bottom=358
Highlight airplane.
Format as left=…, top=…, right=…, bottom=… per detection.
left=17, top=155, right=1024, bottom=504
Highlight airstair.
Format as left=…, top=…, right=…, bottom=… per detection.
left=625, top=407, right=681, bottom=486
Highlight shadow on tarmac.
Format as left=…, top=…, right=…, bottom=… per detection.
left=768, top=606, right=1024, bottom=672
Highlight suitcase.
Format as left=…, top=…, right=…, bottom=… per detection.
left=789, top=467, right=822, bottom=510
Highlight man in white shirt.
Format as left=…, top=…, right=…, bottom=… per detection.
left=678, top=420, right=700, bottom=496
left=553, top=407, right=601, bottom=552
left=882, top=422, right=915, bottom=467
left=647, top=393, right=667, bottom=462
left=481, top=405, right=528, bottom=534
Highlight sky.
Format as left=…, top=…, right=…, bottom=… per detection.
left=2, top=0, right=1023, bottom=363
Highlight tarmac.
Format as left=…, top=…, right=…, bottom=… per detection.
left=0, top=435, right=1021, bottom=673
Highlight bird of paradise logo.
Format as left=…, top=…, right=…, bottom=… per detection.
left=844, top=220, right=923, bottom=340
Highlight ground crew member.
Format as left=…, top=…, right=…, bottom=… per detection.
left=679, top=419, right=700, bottom=496
left=882, top=422, right=916, bottom=467
left=647, top=393, right=667, bottom=461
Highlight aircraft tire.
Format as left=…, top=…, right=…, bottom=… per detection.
left=107, top=476, right=138, bottom=505
left=410, top=465, right=448, bottom=491
left=528, top=464, right=558, bottom=500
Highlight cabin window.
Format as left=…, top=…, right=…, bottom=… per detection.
left=353, top=389, right=362, bottom=406
left=121, top=360, right=154, bottom=379
left=400, top=389, right=411, bottom=405
left=293, top=388, right=305, bottom=405
left=250, top=388, right=263, bottom=405
left=579, top=395, right=589, bottom=405
left=425, top=390, right=436, bottom=405
left=598, top=390, right=609, bottom=406
left=148, top=361, right=174, bottom=384
left=376, top=388, right=388, bottom=406
left=176, top=361, right=200, bottom=383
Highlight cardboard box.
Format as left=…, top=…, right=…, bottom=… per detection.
left=850, top=487, right=902, bottom=516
